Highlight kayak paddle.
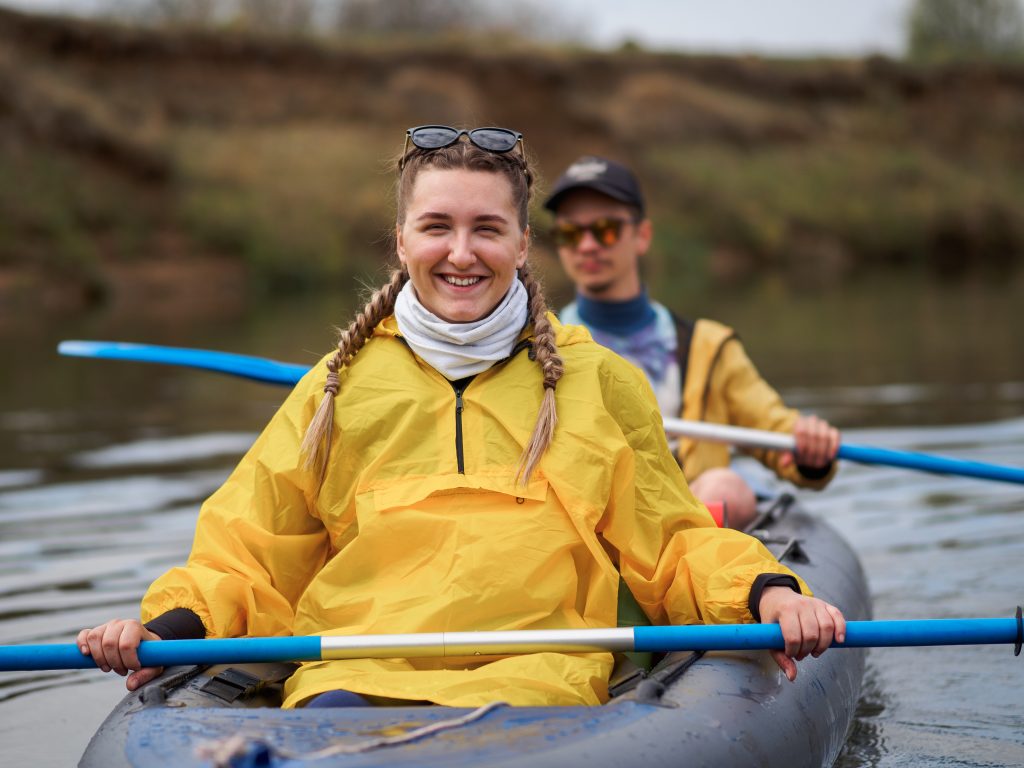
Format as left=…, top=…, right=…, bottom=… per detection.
left=3, top=611, right=1021, bottom=671
left=663, top=417, right=1024, bottom=485
left=58, top=340, right=1024, bottom=485
left=57, top=340, right=309, bottom=386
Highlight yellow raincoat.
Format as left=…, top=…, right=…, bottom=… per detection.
left=141, top=315, right=807, bottom=708
left=678, top=319, right=837, bottom=489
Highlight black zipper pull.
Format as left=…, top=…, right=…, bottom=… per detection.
left=453, top=381, right=467, bottom=474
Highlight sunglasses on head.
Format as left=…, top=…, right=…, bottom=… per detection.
left=551, top=217, right=632, bottom=249
left=401, top=125, right=524, bottom=169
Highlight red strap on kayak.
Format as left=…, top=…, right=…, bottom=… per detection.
left=704, top=500, right=726, bottom=528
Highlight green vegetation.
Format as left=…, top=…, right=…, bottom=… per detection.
left=2, top=7, right=1023, bottom=311
left=102, top=0, right=584, bottom=47
left=644, top=142, right=1024, bottom=284
left=0, top=148, right=143, bottom=277
left=174, top=125, right=394, bottom=289
left=907, top=0, right=1024, bottom=62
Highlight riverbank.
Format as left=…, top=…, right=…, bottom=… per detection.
left=3, top=7, right=1023, bottom=312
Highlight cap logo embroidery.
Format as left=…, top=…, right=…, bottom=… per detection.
left=566, top=159, right=607, bottom=182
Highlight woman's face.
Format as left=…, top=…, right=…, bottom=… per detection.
left=397, top=168, right=528, bottom=324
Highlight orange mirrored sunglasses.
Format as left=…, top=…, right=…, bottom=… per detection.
left=551, top=217, right=630, bottom=249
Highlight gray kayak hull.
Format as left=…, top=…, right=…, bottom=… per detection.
left=80, top=494, right=870, bottom=768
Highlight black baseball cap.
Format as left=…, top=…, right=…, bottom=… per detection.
left=543, top=156, right=645, bottom=216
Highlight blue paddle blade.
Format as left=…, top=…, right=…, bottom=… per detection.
left=57, top=341, right=309, bottom=386
left=837, top=443, right=1024, bottom=485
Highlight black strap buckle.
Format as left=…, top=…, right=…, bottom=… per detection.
left=201, top=667, right=263, bottom=703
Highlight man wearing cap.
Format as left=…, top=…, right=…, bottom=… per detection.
left=545, top=156, right=840, bottom=530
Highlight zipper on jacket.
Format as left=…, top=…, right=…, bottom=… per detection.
left=441, top=337, right=532, bottom=475
left=394, top=332, right=533, bottom=475
left=450, top=376, right=474, bottom=474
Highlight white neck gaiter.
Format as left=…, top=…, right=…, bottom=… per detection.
left=393, top=278, right=530, bottom=380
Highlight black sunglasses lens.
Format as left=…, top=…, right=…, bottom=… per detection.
left=469, top=128, right=518, bottom=152
left=553, top=224, right=582, bottom=247
left=411, top=127, right=460, bottom=149
left=594, top=219, right=623, bottom=246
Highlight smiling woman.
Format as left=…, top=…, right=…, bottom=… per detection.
left=76, top=125, right=846, bottom=716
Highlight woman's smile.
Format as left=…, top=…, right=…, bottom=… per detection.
left=439, top=273, right=487, bottom=288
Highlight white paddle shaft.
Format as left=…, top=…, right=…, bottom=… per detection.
left=663, top=417, right=795, bottom=452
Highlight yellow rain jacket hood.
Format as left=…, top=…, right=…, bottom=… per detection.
left=142, top=316, right=807, bottom=708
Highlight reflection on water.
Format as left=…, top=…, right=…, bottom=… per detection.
left=0, top=273, right=1022, bottom=766
left=835, top=667, right=889, bottom=768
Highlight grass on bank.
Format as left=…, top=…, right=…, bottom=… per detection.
left=175, top=124, right=396, bottom=289
left=0, top=147, right=153, bottom=279
left=641, top=139, right=1024, bottom=288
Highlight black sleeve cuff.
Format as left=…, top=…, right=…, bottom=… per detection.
left=796, top=461, right=834, bottom=480
left=144, top=608, right=206, bottom=640
left=748, top=573, right=802, bottom=622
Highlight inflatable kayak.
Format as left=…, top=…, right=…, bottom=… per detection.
left=79, top=494, right=870, bottom=768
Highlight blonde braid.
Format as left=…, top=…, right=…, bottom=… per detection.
left=515, top=261, right=564, bottom=485
left=301, top=267, right=409, bottom=483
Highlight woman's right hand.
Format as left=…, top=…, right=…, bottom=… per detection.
left=76, top=619, right=164, bottom=691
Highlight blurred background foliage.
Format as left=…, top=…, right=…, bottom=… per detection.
left=907, top=0, right=1024, bottom=62
left=0, top=0, right=1022, bottom=315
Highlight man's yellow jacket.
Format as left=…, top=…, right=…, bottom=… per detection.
left=678, top=319, right=836, bottom=488
left=141, top=316, right=806, bottom=708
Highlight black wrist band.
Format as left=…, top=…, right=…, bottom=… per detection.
left=144, top=608, right=206, bottom=640
left=748, top=574, right=801, bottom=623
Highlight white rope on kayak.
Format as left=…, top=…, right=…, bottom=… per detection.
left=195, top=700, right=508, bottom=766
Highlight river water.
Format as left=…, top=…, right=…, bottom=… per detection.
left=0, top=271, right=1022, bottom=766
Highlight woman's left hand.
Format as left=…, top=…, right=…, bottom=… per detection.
left=758, top=586, right=846, bottom=681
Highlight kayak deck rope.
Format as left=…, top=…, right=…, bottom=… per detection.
left=194, top=700, right=508, bottom=766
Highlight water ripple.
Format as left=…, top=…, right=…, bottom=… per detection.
left=70, top=432, right=257, bottom=469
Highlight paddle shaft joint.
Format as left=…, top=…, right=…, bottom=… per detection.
left=1016, top=606, right=1022, bottom=657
